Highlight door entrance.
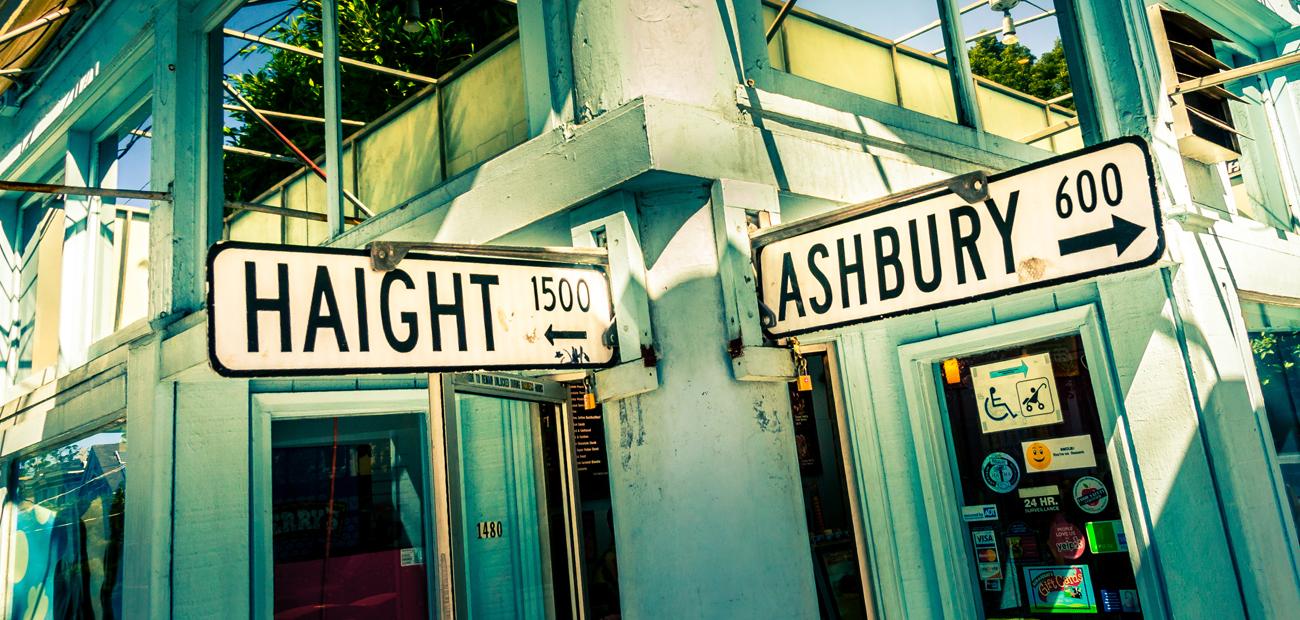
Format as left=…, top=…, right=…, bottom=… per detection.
left=434, top=373, right=585, bottom=620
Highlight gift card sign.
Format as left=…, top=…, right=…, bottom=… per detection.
left=971, top=353, right=1063, bottom=434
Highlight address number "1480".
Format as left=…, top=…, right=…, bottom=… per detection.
left=476, top=520, right=504, bottom=539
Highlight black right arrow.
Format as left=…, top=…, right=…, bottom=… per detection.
left=1057, top=214, right=1146, bottom=257
left=545, top=325, right=587, bottom=345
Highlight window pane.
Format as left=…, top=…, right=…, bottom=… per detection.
left=7, top=422, right=127, bottom=619
left=271, top=413, right=429, bottom=618
left=766, top=0, right=958, bottom=122
left=962, top=0, right=1082, bottom=152
left=1242, top=302, right=1300, bottom=548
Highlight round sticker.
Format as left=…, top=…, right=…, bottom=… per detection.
left=1024, top=441, right=1053, bottom=471
left=1048, top=513, right=1086, bottom=560
left=981, top=452, right=1021, bottom=494
left=1073, top=476, right=1109, bottom=514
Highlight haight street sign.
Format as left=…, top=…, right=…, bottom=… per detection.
left=754, top=137, right=1163, bottom=337
left=207, top=242, right=616, bottom=377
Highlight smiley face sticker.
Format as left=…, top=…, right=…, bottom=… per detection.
left=1025, top=442, right=1053, bottom=471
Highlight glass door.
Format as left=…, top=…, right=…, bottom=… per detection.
left=937, top=335, right=1141, bottom=618
left=435, top=373, right=585, bottom=620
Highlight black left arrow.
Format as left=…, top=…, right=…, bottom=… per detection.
left=545, top=325, right=587, bottom=345
left=1057, top=214, right=1145, bottom=257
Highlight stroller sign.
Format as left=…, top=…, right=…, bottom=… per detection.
left=971, top=353, right=1063, bottom=433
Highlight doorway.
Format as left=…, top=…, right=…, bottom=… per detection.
left=790, top=345, right=874, bottom=619
left=434, top=373, right=586, bottom=620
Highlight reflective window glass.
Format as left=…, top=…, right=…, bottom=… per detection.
left=938, top=336, right=1142, bottom=617
left=271, top=413, right=430, bottom=618
left=7, top=422, right=127, bottom=620
left=1243, top=302, right=1300, bottom=548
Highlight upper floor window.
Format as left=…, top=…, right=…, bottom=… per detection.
left=1149, top=5, right=1299, bottom=232
left=764, top=0, right=1085, bottom=154
left=216, top=0, right=522, bottom=244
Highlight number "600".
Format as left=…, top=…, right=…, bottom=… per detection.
left=1056, top=162, right=1123, bottom=219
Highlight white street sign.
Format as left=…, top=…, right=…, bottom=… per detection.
left=207, top=243, right=615, bottom=376
left=756, top=137, right=1162, bottom=337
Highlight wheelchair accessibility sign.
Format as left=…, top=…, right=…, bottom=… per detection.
left=971, top=353, right=1062, bottom=434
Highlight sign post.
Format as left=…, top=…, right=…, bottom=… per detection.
left=207, top=243, right=616, bottom=376
left=753, top=137, right=1163, bottom=337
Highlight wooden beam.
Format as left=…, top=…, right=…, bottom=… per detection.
left=1171, top=51, right=1300, bottom=96
left=0, top=180, right=171, bottom=202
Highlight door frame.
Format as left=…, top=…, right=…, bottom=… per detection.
left=250, top=389, right=434, bottom=619
left=895, top=304, right=1166, bottom=619
left=432, top=372, right=586, bottom=620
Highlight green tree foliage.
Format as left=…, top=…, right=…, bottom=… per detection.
left=967, top=37, right=1073, bottom=107
left=225, top=0, right=515, bottom=201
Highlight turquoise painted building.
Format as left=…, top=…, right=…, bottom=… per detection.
left=1, top=0, right=1299, bottom=618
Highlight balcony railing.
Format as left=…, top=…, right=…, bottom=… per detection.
left=227, top=30, right=528, bottom=244
left=764, top=3, right=1082, bottom=154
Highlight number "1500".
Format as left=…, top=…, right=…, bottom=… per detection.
left=531, top=276, right=592, bottom=312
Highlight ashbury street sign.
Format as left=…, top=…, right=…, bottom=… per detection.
left=207, top=243, right=615, bottom=376
left=755, top=137, right=1163, bottom=337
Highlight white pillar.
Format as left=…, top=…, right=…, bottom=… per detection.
left=58, top=131, right=96, bottom=369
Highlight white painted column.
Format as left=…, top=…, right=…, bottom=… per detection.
left=322, top=0, right=345, bottom=237
left=92, top=137, right=121, bottom=340
left=0, top=198, right=17, bottom=399
left=58, top=131, right=96, bottom=370
left=151, top=2, right=223, bottom=320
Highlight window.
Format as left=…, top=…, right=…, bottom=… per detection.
left=1243, top=302, right=1300, bottom=548
left=763, top=0, right=1087, bottom=154
left=97, top=110, right=153, bottom=332
left=215, top=1, right=522, bottom=243
left=14, top=173, right=64, bottom=381
left=937, top=335, right=1141, bottom=616
left=271, top=413, right=431, bottom=617
left=1220, top=61, right=1295, bottom=230
left=6, top=421, right=127, bottom=619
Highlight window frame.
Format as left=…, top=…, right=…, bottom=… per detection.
left=250, top=389, right=438, bottom=619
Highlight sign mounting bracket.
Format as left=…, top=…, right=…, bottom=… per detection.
left=368, top=240, right=609, bottom=271
left=751, top=170, right=990, bottom=250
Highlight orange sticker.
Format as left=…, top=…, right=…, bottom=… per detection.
left=943, top=358, right=961, bottom=384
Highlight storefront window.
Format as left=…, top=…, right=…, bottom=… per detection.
left=1242, top=302, right=1300, bottom=546
left=938, top=335, right=1141, bottom=617
left=270, top=413, right=430, bottom=618
left=789, top=351, right=870, bottom=619
left=6, top=422, right=127, bottom=619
